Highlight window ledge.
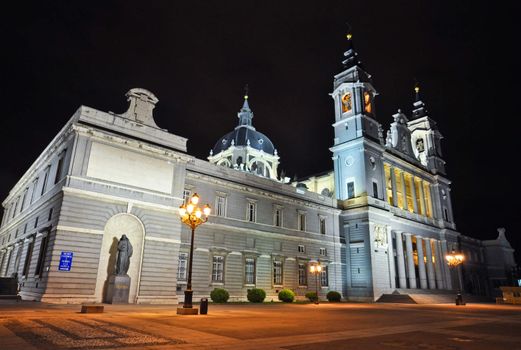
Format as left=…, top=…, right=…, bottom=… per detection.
left=211, top=282, right=224, bottom=286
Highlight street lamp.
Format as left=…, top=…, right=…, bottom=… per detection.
left=178, top=193, right=211, bottom=313
left=445, top=249, right=465, bottom=306
left=309, top=261, right=322, bottom=305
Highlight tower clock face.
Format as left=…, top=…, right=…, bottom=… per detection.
left=345, top=156, right=355, bottom=166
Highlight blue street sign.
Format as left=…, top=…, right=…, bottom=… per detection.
left=58, top=251, right=74, bottom=271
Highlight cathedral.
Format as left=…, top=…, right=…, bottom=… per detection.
left=0, top=34, right=515, bottom=303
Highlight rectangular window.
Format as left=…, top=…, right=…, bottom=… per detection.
left=298, top=263, right=307, bottom=286
left=320, top=248, right=327, bottom=256
left=423, top=183, right=433, bottom=218
left=394, top=169, right=404, bottom=209
left=245, top=258, right=255, bottom=284
left=273, top=260, right=283, bottom=285
left=414, top=178, right=424, bottom=215
left=298, top=213, right=306, bottom=231
left=372, top=181, right=379, bottom=199
left=54, top=153, right=66, bottom=184
left=41, top=166, right=50, bottom=195
left=384, top=164, right=394, bottom=206
left=274, top=207, right=283, bottom=227
left=298, top=245, right=305, bottom=253
left=12, top=197, right=19, bottom=218
left=320, top=265, right=329, bottom=286
left=177, top=253, right=187, bottom=281
left=320, top=217, right=326, bottom=235
left=34, top=216, right=39, bottom=229
left=48, top=208, right=53, bottom=222
left=183, top=189, right=192, bottom=204
left=443, top=208, right=449, bottom=221
left=247, top=202, right=256, bottom=222
left=21, top=189, right=28, bottom=213
left=216, top=196, right=226, bottom=217
left=23, top=240, right=34, bottom=277
left=35, top=234, right=49, bottom=277
left=212, top=256, right=224, bottom=282
left=347, top=181, right=355, bottom=199
left=404, top=173, right=414, bottom=212
left=30, top=178, right=39, bottom=204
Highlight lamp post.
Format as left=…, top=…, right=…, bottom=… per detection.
left=178, top=193, right=211, bottom=312
left=309, top=261, right=322, bottom=305
left=445, top=249, right=465, bottom=306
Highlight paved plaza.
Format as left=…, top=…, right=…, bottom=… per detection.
left=0, top=301, right=520, bottom=350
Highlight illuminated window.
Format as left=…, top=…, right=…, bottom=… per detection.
left=384, top=164, right=393, bottom=206
left=341, top=92, right=352, bottom=113
left=177, top=253, right=187, bottom=281
left=394, top=169, right=404, bottom=209
left=273, top=260, right=283, bottom=285
left=414, top=179, right=424, bottom=215
left=245, top=258, right=256, bottom=284
left=404, top=174, right=414, bottom=212
left=364, top=91, right=372, bottom=114
left=212, top=256, right=224, bottom=282
left=423, top=183, right=433, bottom=218
left=298, top=263, right=307, bottom=286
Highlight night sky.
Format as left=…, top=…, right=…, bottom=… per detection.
left=1, top=1, right=520, bottom=263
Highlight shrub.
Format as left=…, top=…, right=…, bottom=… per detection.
left=278, top=289, right=295, bottom=303
left=326, top=291, right=342, bottom=302
left=305, top=291, right=318, bottom=302
left=210, top=288, right=230, bottom=303
left=247, top=288, right=266, bottom=303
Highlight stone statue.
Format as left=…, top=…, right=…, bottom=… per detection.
left=115, top=235, right=133, bottom=275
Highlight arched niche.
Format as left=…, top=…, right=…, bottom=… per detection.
left=94, top=213, right=145, bottom=303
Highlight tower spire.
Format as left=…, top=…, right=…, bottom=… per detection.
left=342, top=27, right=363, bottom=70
left=412, top=82, right=427, bottom=119
left=238, top=84, right=253, bottom=127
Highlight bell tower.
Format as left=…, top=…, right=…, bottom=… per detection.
left=407, top=85, right=446, bottom=175
left=330, top=32, right=384, bottom=202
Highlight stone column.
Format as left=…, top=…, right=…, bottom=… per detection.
left=394, top=231, right=407, bottom=289
left=390, top=167, right=398, bottom=207
left=439, top=240, right=452, bottom=290
left=433, top=240, right=445, bottom=289
left=410, top=176, right=419, bottom=213
left=416, top=236, right=428, bottom=289
left=386, top=226, right=396, bottom=289
left=400, top=172, right=408, bottom=211
left=404, top=233, right=417, bottom=288
left=424, top=239, right=436, bottom=289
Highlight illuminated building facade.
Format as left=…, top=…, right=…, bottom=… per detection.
left=0, top=36, right=516, bottom=303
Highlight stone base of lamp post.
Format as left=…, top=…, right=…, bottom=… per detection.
left=177, top=289, right=198, bottom=315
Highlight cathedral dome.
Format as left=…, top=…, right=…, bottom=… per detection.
left=211, top=94, right=276, bottom=156
left=212, top=127, right=276, bottom=155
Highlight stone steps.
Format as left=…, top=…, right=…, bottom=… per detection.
left=377, top=289, right=492, bottom=304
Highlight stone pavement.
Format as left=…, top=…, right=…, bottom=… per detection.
left=1, top=301, right=521, bottom=350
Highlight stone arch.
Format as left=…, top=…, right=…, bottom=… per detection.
left=247, top=158, right=273, bottom=178
left=94, top=213, right=145, bottom=303
left=217, top=158, right=232, bottom=167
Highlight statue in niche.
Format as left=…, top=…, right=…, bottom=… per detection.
left=416, top=138, right=425, bottom=153
left=115, top=235, right=133, bottom=276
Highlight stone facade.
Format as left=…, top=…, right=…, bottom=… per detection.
left=0, top=38, right=516, bottom=304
